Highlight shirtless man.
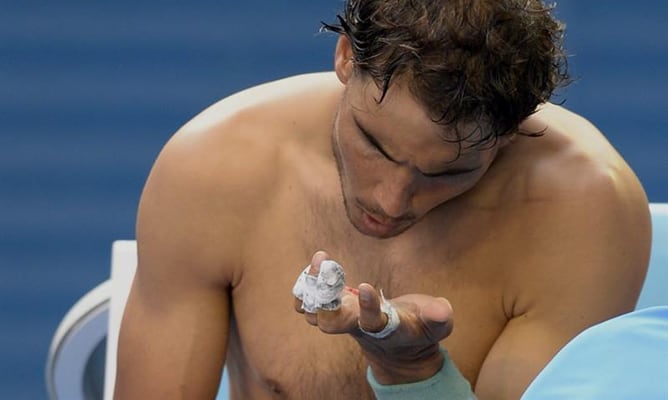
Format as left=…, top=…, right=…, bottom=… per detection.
left=115, top=1, right=651, bottom=399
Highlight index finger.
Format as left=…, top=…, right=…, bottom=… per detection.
left=357, top=284, right=391, bottom=335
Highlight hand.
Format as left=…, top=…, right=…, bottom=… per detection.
left=293, top=251, right=455, bottom=384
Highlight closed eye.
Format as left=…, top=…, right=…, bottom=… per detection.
left=354, top=115, right=481, bottom=178
left=421, top=166, right=480, bottom=178
left=360, top=128, right=397, bottom=162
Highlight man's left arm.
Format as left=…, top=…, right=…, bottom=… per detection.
left=474, top=186, right=651, bottom=399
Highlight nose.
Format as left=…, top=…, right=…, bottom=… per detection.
left=373, top=165, right=416, bottom=219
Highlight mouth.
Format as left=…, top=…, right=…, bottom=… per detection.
left=357, top=205, right=407, bottom=238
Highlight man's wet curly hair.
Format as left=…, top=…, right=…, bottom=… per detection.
left=323, top=0, right=570, bottom=145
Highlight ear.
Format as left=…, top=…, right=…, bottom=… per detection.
left=334, top=35, right=355, bottom=84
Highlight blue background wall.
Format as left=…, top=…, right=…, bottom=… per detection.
left=1, top=1, right=666, bottom=399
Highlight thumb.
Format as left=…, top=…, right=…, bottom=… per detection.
left=357, top=283, right=388, bottom=333
left=420, top=297, right=454, bottom=342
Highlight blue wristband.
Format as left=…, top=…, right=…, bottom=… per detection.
left=366, top=347, right=476, bottom=400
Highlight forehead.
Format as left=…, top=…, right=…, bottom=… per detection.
left=346, top=76, right=490, bottom=163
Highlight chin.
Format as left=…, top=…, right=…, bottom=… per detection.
left=362, top=227, right=411, bottom=240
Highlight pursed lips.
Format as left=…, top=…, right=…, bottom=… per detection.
left=357, top=202, right=409, bottom=231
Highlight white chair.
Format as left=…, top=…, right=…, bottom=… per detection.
left=46, top=280, right=110, bottom=400
left=103, top=240, right=136, bottom=400
left=46, top=204, right=668, bottom=399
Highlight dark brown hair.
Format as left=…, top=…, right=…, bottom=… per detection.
left=323, top=0, right=570, bottom=145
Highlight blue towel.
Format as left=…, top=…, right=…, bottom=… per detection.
left=522, top=306, right=668, bottom=399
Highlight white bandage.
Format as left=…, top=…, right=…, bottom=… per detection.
left=359, top=290, right=400, bottom=339
left=292, top=259, right=345, bottom=313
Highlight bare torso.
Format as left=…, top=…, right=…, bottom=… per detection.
left=121, top=72, right=650, bottom=400
left=186, top=73, right=639, bottom=398
left=227, top=150, right=509, bottom=398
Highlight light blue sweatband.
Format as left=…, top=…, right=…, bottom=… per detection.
left=367, top=347, right=476, bottom=400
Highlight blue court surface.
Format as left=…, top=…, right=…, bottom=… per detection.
left=1, top=1, right=667, bottom=399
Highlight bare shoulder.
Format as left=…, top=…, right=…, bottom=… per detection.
left=506, top=102, right=651, bottom=315
left=137, top=72, right=341, bottom=283
left=517, top=103, right=646, bottom=206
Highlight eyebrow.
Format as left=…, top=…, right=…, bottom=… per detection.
left=353, top=116, right=482, bottom=177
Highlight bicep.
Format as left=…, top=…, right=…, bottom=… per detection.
left=475, top=189, right=650, bottom=399
left=474, top=314, right=569, bottom=399
left=115, top=133, right=242, bottom=399
left=115, top=257, right=231, bottom=399
left=475, top=269, right=643, bottom=400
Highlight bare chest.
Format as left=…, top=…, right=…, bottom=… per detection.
left=225, top=195, right=509, bottom=399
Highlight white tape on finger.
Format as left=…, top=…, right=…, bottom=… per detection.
left=359, top=290, right=400, bottom=339
left=292, top=260, right=346, bottom=313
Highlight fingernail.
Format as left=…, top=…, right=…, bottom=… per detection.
left=359, top=288, right=371, bottom=303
